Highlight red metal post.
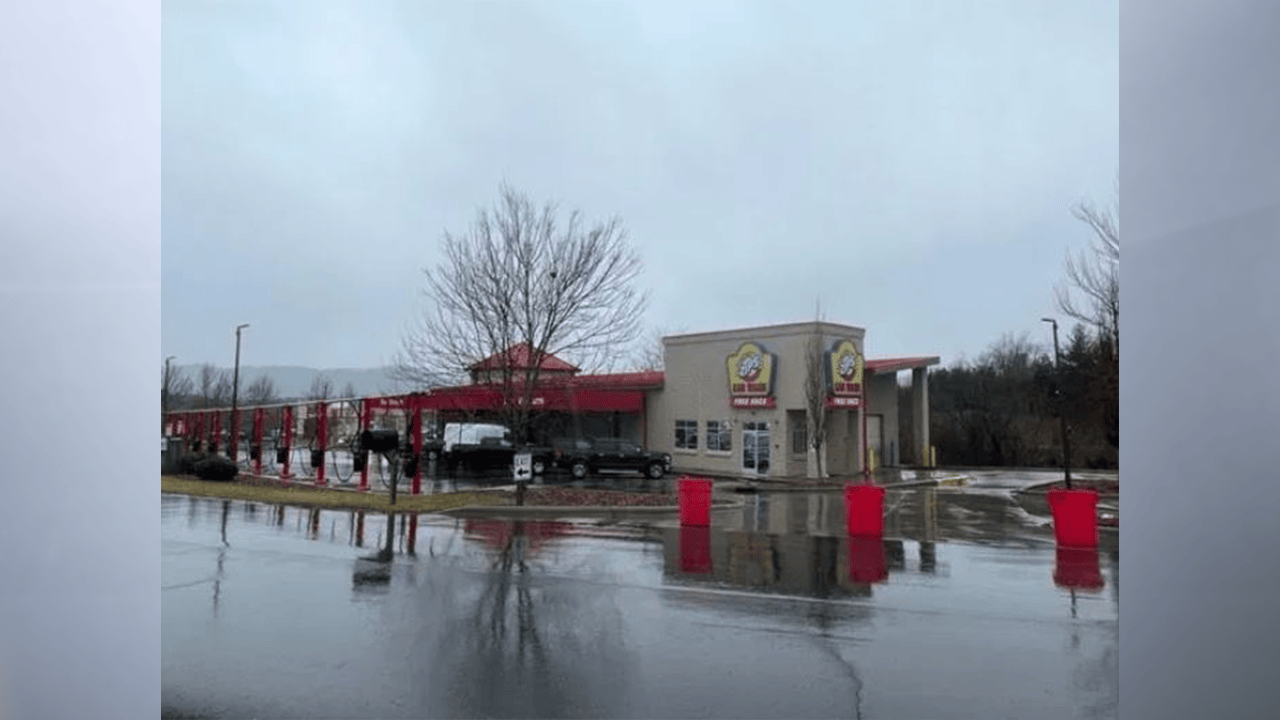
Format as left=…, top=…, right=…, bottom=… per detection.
left=315, top=401, right=328, bottom=486
left=281, top=405, right=294, bottom=480
left=358, top=399, right=373, bottom=492
left=640, top=393, right=648, bottom=447
left=411, top=403, right=423, bottom=495
left=252, top=407, right=265, bottom=475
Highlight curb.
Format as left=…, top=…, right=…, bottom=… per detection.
left=1015, top=479, right=1121, bottom=496
left=716, top=478, right=964, bottom=493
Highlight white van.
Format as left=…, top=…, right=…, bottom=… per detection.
left=441, top=423, right=512, bottom=453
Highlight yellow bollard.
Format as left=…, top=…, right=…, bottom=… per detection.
left=930, top=446, right=937, bottom=468
left=869, top=448, right=878, bottom=473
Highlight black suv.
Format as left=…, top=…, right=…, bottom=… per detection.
left=554, top=437, right=672, bottom=480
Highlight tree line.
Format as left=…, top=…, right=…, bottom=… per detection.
left=162, top=364, right=358, bottom=413
left=898, top=325, right=1117, bottom=469
left=900, top=186, right=1119, bottom=469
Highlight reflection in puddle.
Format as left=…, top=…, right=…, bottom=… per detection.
left=163, top=491, right=1117, bottom=720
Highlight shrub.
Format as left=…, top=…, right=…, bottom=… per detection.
left=178, top=452, right=207, bottom=475
left=194, top=455, right=239, bottom=482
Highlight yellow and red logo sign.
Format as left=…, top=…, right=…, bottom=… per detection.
left=727, top=342, right=777, bottom=408
left=827, top=339, right=863, bottom=407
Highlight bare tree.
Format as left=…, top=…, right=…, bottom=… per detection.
left=342, top=381, right=357, bottom=399
left=1055, top=184, right=1119, bottom=351
left=243, top=374, right=278, bottom=405
left=804, top=332, right=830, bottom=479
left=307, top=373, right=335, bottom=401
left=197, top=364, right=234, bottom=408
left=974, top=332, right=1046, bottom=466
left=211, top=370, right=234, bottom=407
left=393, top=184, right=648, bottom=442
left=162, top=362, right=195, bottom=423
left=197, top=364, right=217, bottom=408
left=630, top=324, right=682, bottom=371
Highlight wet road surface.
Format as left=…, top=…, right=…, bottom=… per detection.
left=162, top=487, right=1117, bottom=719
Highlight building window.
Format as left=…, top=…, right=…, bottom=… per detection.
left=706, top=420, right=732, bottom=452
left=675, top=419, right=698, bottom=450
left=791, top=419, right=808, bottom=455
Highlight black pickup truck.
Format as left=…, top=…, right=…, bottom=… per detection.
left=553, top=437, right=672, bottom=480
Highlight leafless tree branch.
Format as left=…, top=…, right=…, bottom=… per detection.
left=393, top=184, right=648, bottom=441
left=804, top=331, right=830, bottom=479
left=1055, top=183, right=1119, bottom=352
left=308, top=373, right=335, bottom=401
left=243, top=374, right=278, bottom=405
left=197, top=364, right=234, bottom=408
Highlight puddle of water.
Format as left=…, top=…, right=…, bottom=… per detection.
left=163, top=492, right=1117, bottom=719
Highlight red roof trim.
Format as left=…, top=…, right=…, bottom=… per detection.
left=538, top=370, right=665, bottom=390
left=865, top=356, right=942, bottom=374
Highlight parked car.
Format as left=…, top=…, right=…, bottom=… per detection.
left=554, top=437, right=672, bottom=480
left=419, top=423, right=553, bottom=476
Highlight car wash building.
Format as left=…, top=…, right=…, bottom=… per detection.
left=399, top=322, right=937, bottom=479
left=163, top=321, right=937, bottom=483
left=643, top=321, right=938, bottom=478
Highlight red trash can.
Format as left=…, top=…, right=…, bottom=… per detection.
left=1047, top=489, right=1099, bottom=548
left=844, top=484, right=886, bottom=537
left=679, top=477, right=713, bottom=527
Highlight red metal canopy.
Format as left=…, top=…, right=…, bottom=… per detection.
left=419, top=384, right=645, bottom=413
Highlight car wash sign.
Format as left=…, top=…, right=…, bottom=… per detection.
left=826, top=338, right=864, bottom=409
left=727, top=341, right=777, bottom=409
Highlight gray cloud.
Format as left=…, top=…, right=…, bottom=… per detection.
left=163, top=0, right=1118, bottom=370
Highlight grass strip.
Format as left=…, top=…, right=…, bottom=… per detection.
left=161, top=475, right=509, bottom=513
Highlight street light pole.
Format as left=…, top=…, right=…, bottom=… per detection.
left=163, top=355, right=176, bottom=433
left=1041, top=318, right=1072, bottom=489
left=231, top=324, right=249, bottom=462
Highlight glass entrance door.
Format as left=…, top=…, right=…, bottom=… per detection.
left=742, top=421, right=770, bottom=474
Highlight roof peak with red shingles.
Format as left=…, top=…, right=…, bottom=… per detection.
left=468, top=343, right=581, bottom=373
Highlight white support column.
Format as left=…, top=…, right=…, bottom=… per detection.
left=911, top=367, right=930, bottom=466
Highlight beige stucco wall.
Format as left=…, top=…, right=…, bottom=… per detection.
left=648, top=321, right=867, bottom=478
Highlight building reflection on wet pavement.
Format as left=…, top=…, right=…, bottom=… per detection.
left=163, top=487, right=1117, bottom=719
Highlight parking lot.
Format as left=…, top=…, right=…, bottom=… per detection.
left=163, top=481, right=1117, bottom=719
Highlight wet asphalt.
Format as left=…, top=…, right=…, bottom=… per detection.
left=162, top=481, right=1118, bottom=720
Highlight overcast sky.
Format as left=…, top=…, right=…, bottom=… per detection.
left=162, top=0, right=1118, bottom=373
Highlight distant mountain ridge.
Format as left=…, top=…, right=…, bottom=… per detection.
left=176, top=365, right=410, bottom=400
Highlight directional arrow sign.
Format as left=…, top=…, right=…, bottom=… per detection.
left=513, top=453, right=532, bottom=481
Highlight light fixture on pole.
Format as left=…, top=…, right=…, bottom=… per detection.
left=1041, top=317, right=1072, bottom=489
left=231, top=324, right=249, bottom=462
